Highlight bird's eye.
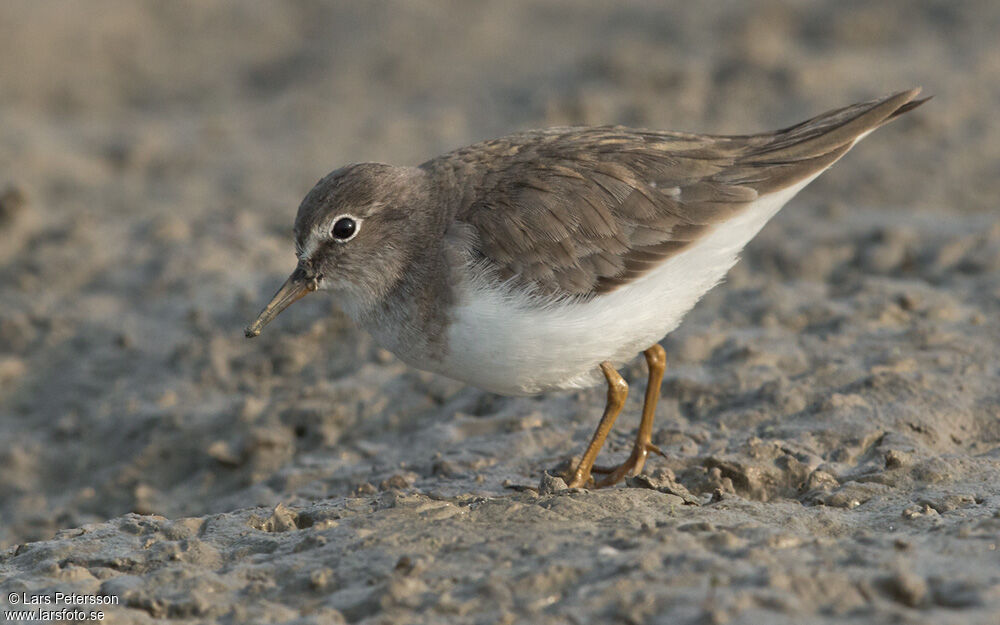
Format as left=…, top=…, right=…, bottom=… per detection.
left=331, top=216, right=358, bottom=241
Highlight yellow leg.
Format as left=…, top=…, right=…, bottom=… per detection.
left=565, top=362, right=628, bottom=488
left=594, top=344, right=667, bottom=487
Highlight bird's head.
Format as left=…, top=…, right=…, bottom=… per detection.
left=245, top=163, right=429, bottom=337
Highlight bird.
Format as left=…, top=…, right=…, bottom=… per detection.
left=245, top=89, right=927, bottom=489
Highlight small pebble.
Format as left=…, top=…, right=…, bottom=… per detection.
left=538, top=472, right=569, bottom=495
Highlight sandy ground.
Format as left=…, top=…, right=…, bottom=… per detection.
left=1, top=1, right=999, bottom=623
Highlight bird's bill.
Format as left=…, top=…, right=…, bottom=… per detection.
left=244, top=267, right=319, bottom=338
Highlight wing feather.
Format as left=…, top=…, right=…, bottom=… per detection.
left=427, top=89, right=925, bottom=299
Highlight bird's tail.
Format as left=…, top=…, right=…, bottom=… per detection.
left=730, top=88, right=929, bottom=193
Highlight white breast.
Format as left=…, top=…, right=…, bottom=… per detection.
left=433, top=173, right=824, bottom=396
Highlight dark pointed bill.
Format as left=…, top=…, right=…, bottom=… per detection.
left=244, top=266, right=320, bottom=338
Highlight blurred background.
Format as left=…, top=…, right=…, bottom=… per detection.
left=0, top=0, right=997, bottom=547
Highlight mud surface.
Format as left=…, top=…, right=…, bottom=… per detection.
left=1, top=2, right=999, bottom=623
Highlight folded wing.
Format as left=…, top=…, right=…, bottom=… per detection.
left=443, top=89, right=926, bottom=299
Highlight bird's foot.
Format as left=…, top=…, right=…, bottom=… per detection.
left=591, top=440, right=666, bottom=487
left=564, top=465, right=596, bottom=489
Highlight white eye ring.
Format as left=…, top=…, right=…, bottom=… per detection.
left=330, top=214, right=361, bottom=243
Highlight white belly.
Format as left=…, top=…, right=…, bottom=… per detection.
left=435, top=175, right=821, bottom=396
